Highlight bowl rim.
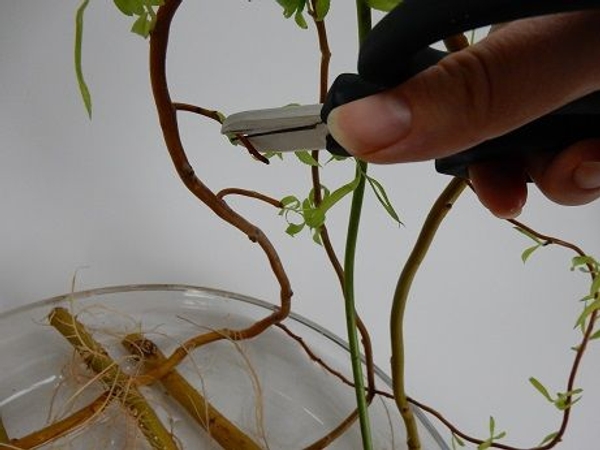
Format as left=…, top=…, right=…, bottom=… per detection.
left=0, top=283, right=449, bottom=449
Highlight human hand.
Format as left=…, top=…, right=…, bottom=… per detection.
left=327, top=11, right=600, bottom=218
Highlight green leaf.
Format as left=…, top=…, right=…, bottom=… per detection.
left=264, top=151, right=284, bottom=160
left=285, top=222, right=305, bottom=236
left=75, top=0, right=92, bottom=119
left=365, top=174, right=402, bottom=225
left=571, top=255, right=599, bottom=272
left=451, top=434, right=465, bottom=449
left=277, top=0, right=299, bottom=17
left=314, top=0, right=331, bottom=20
left=574, top=298, right=600, bottom=329
left=529, top=377, right=553, bottom=403
left=131, top=12, right=151, bottom=37
left=589, top=329, right=600, bottom=340
left=366, top=0, right=402, bottom=12
left=488, top=416, right=496, bottom=436
left=312, top=228, right=323, bottom=245
left=477, top=440, right=492, bottom=450
left=590, top=273, right=600, bottom=297
left=280, top=195, right=300, bottom=208
left=303, top=207, right=326, bottom=229
left=295, top=150, right=320, bottom=167
left=317, top=173, right=361, bottom=214
left=521, top=244, right=541, bottom=263
left=538, top=432, right=559, bottom=447
left=294, top=8, right=308, bottom=29
left=555, top=389, right=583, bottom=411
left=113, top=0, right=142, bottom=15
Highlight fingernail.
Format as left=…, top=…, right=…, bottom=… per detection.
left=573, top=161, right=600, bottom=190
left=327, top=93, right=412, bottom=155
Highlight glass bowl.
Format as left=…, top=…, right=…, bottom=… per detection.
left=0, top=284, right=448, bottom=449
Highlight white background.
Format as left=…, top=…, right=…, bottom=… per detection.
left=1, top=2, right=599, bottom=449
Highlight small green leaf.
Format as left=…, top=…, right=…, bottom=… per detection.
left=488, top=416, right=496, bottom=436
left=477, top=440, right=492, bottom=450
left=303, top=208, right=326, bottom=229
left=366, top=0, right=402, bottom=12
left=295, top=150, right=320, bottom=167
left=280, top=195, right=299, bottom=206
left=538, top=432, right=559, bottom=447
left=317, top=174, right=361, bottom=214
left=365, top=174, right=402, bottom=224
left=521, top=244, right=541, bottom=263
left=312, top=228, right=323, bottom=245
left=294, top=9, right=308, bottom=28
left=451, top=434, right=465, bottom=449
left=315, top=0, right=330, bottom=20
left=571, top=255, right=599, bottom=271
left=131, top=12, right=151, bottom=37
left=554, top=389, right=583, bottom=411
left=574, top=298, right=600, bottom=329
left=589, top=329, right=600, bottom=340
left=264, top=151, right=284, bottom=160
left=529, top=377, right=553, bottom=403
left=113, top=0, right=141, bottom=15
left=277, top=0, right=299, bottom=17
left=285, top=222, right=305, bottom=236
left=75, top=0, right=92, bottom=118
left=590, top=274, right=600, bottom=297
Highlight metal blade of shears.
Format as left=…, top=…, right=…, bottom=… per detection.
left=221, top=104, right=328, bottom=153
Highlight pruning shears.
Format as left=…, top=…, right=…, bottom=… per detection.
left=221, top=0, right=600, bottom=179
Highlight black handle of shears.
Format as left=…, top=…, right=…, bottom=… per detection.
left=322, top=0, right=600, bottom=178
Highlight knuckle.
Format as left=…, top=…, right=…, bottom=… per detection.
left=434, top=48, right=498, bottom=133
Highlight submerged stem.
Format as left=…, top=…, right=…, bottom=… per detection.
left=49, top=307, right=178, bottom=450
left=123, top=334, right=261, bottom=450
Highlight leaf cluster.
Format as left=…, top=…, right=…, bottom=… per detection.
left=571, top=255, right=600, bottom=338
left=114, top=0, right=164, bottom=38
left=278, top=160, right=401, bottom=243
left=279, top=173, right=361, bottom=244
left=529, top=377, right=584, bottom=411
left=476, top=417, right=507, bottom=450
left=276, top=0, right=330, bottom=28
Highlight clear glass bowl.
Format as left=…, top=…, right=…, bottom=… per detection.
left=0, top=284, right=448, bottom=449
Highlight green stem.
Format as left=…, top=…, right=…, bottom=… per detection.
left=342, top=5, right=373, bottom=449
left=391, top=178, right=467, bottom=450
left=355, top=0, right=372, bottom=43
left=344, top=159, right=373, bottom=450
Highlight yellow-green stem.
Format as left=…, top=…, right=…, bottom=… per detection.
left=0, top=416, right=9, bottom=447
left=49, top=307, right=178, bottom=450
left=123, top=334, right=262, bottom=450
left=391, top=178, right=467, bottom=450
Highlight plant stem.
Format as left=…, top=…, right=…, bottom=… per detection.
left=390, top=178, right=467, bottom=450
left=0, top=416, right=9, bottom=448
left=341, top=4, right=374, bottom=449
left=355, top=0, right=372, bottom=44
left=49, top=307, right=178, bottom=450
left=344, top=160, right=373, bottom=449
left=11, top=393, right=110, bottom=449
left=123, top=334, right=262, bottom=450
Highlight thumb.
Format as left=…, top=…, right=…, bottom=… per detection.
left=327, top=11, right=600, bottom=164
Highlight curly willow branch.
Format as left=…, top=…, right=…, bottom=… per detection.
left=143, top=0, right=292, bottom=379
